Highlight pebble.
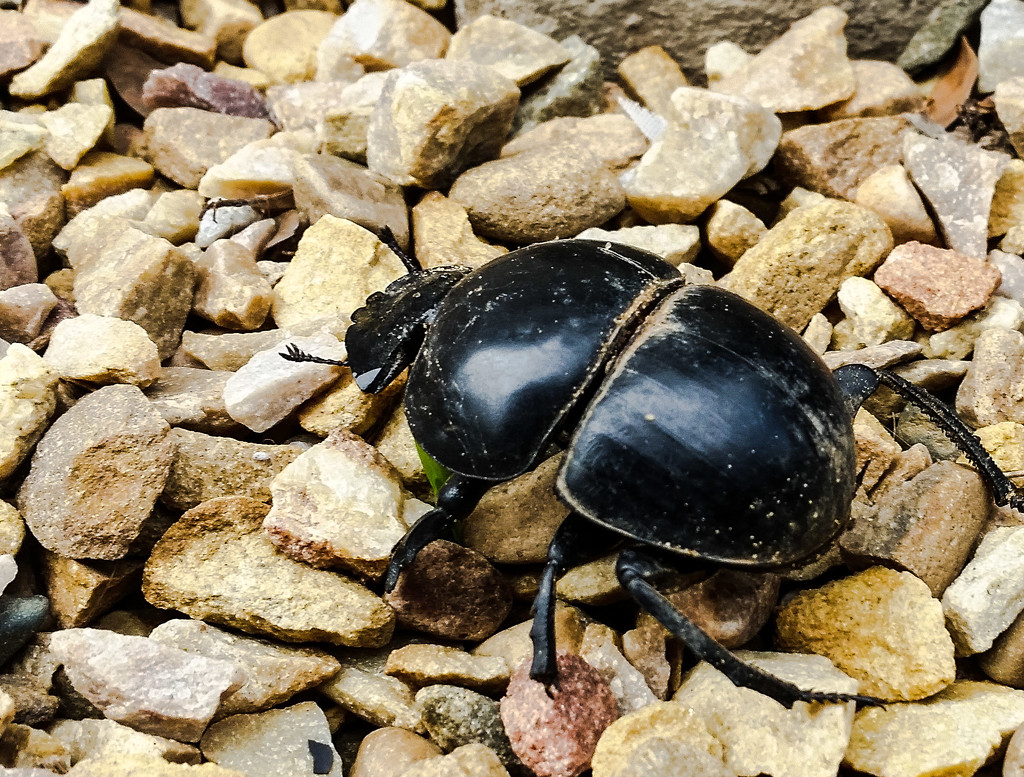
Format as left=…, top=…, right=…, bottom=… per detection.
left=65, top=751, right=248, bottom=775
left=943, top=526, right=1024, bottom=654
left=199, top=701, right=343, bottom=776
left=956, top=327, right=1024, bottom=427
left=617, top=45, right=689, bottom=118
left=979, top=0, right=1024, bottom=92
left=556, top=553, right=625, bottom=606
left=242, top=10, right=338, bottom=84
left=512, top=34, right=602, bottom=135
left=0, top=11, right=44, bottom=80
left=320, top=73, right=389, bottom=164
left=854, top=164, right=937, bottom=245
left=264, top=427, right=416, bottom=579
left=831, top=276, right=916, bottom=350
left=818, top=60, right=923, bottom=121
left=63, top=151, right=156, bottom=217
left=0, top=119, right=46, bottom=174
left=348, top=727, right=441, bottom=777
left=298, top=365, right=405, bottom=437
left=472, top=604, right=590, bottom=676
left=713, top=7, right=855, bottom=113
left=320, top=653, right=423, bottom=732
left=180, top=0, right=263, bottom=65
left=410, top=191, right=506, bottom=271
left=416, top=684, right=520, bottom=770
left=874, top=241, right=1001, bottom=331
left=317, top=0, right=449, bottom=74
left=991, top=160, right=1024, bottom=239
left=149, top=619, right=340, bottom=717
left=39, top=103, right=112, bottom=171
left=43, top=314, right=160, bottom=387
left=384, top=540, right=512, bottom=642
left=142, top=496, right=395, bottom=647
left=898, top=0, right=988, bottom=74
left=49, top=717, right=201, bottom=765
left=9, top=0, right=120, bottom=99
left=385, top=644, right=509, bottom=694
left=981, top=604, right=1024, bottom=687
left=0, top=150, right=65, bottom=258
left=0, top=722, right=71, bottom=772
left=0, top=283, right=54, bottom=345
left=118, top=6, right=217, bottom=70
left=142, top=62, right=269, bottom=119
left=903, top=131, right=1010, bottom=259
left=446, top=14, right=569, bottom=87
left=578, top=623, right=657, bottom=716
left=774, top=566, right=955, bottom=701
left=501, top=114, right=648, bottom=172
left=674, top=652, right=858, bottom=777
left=576, top=224, right=702, bottom=267
left=367, top=60, right=519, bottom=189
left=139, top=189, right=205, bottom=244
left=0, top=206, right=37, bottom=291
left=191, top=239, right=272, bottom=331
left=996, top=77, right=1024, bottom=158
left=924, top=295, right=1024, bottom=360
left=48, top=627, right=244, bottom=742
left=41, top=552, right=143, bottom=628
left=0, top=596, right=50, bottom=668
left=721, top=200, right=893, bottom=331
left=774, top=116, right=909, bottom=202
left=844, top=681, right=1024, bottom=777
left=703, top=200, right=765, bottom=265
left=400, top=744, right=511, bottom=777
left=17, top=384, right=172, bottom=560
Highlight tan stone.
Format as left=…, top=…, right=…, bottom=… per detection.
left=0, top=117, right=46, bottom=172
left=855, top=163, right=937, bottom=245
left=990, top=158, right=1024, bottom=238
left=61, top=151, right=155, bottom=217
left=192, top=239, right=273, bottom=331
left=119, top=5, right=217, bottom=69
left=956, top=328, right=1024, bottom=428
left=446, top=14, right=569, bottom=87
left=385, top=644, right=509, bottom=693
left=349, top=727, right=441, bottom=777
left=41, top=552, right=142, bottom=628
left=374, top=404, right=428, bottom=494
left=617, top=45, right=688, bottom=117
left=317, top=0, right=449, bottom=73
left=401, top=744, right=510, bottom=777
left=0, top=150, right=67, bottom=259
left=774, top=566, right=955, bottom=701
left=319, top=72, right=389, bottom=165
left=818, top=59, right=924, bottom=120
left=704, top=199, right=765, bottom=264
left=242, top=10, right=337, bottom=83
left=39, top=103, right=112, bottom=171
left=411, top=191, right=506, bottom=271
left=576, top=224, right=701, bottom=267
left=321, top=661, right=423, bottom=732
left=44, top=314, right=160, bottom=387
left=472, top=604, right=589, bottom=676
left=831, top=276, right=915, bottom=350
left=299, top=366, right=404, bottom=437
left=0, top=344, right=57, bottom=483
left=0, top=501, right=26, bottom=556
left=501, top=113, right=648, bottom=172
left=66, top=752, right=246, bottom=775
left=996, top=76, right=1024, bottom=158
left=180, top=0, right=263, bottom=65
left=49, top=718, right=201, bottom=765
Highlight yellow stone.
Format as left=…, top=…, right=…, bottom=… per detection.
left=61, top=152, right=155, bottom=217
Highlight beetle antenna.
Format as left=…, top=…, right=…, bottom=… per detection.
left=279, top=343, right=347, bottom=367
left=380, top=226, right=421, bottom=274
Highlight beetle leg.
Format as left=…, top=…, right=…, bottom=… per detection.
left=615, top=548, right=886, bottom=708
left=383, top=475, right=490, bottom=593
left=529, top=514, right=621, bottom=686
left=832, top=363, right=880, bottom=418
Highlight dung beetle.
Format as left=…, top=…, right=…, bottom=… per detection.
left=284, top=237, right=1023, bottom=707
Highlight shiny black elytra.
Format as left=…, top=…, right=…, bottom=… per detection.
left=283, top=238, right=1023, bottom=708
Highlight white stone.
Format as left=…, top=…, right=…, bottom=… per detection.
left=0, top=344, right=58, bottom=482
left=673, top=651, right=857, bottom=777
left=705, top=41, right=751, bottom=85
left=0, top=554, right=16, bottom=597
left=575, top=224, right=700, bottom=266
left=923, top=296, right=1024, bottom=359
left=52, top=189, right=155, bottom=266
left=196, top=204, right=261, bottom=248
left=943, top=526, right=1024, bottom=654
left=992, top=249, right=1024, bottom=306
left=979, top=0, right=1024, bottom=92
left=40, top=103, right=113, bottom=171
left=49, top=718, right=200, bottom=764
left=831, top=277, right=916, bottom=350
left=223, top=331, right=345, bottom=433
left=44, top=314, right=161, bottom=387
left=198, top=137, right=306, bottom=200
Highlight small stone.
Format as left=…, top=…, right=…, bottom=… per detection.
left=200, top=701, right=342, bottom=776
left=502, top=114, right=648, bottom=172
left=990, top=159, right=1024, bottom=239
left=0, top=206, right=37, bottom=292
left=0, top=11, right=44, bottom=79
left=273, top=216, right=405, bottom=333
left=898, top=0, right=988, bottom=74
left=591, top=701, right=728, bottom=777
left=556, top=554, right=624, bottom=606
left=192, top=130, right=301, bottom=200
left=410, top=191, right=506, bottom=271
left=180, top=0, right=263, bottom=65
left=118, top=5, right=217, bottom=69
left=774, top=116, right=909, bottom=202
left=0, top=596, right=49, bottom=668
left=39, top=103, right=112, bottom=171
left=223, top=332, right=345, bottom=433
left=512, top=35, right=602, bottom=135
left=996, top=76, right=1024, bottom=158
left=41, top=552, right=142, bottom=629
left=142, top=63, right=270, bottom=119
left=143, top=496, right=395, bottom=647
left=0, top=150, right=66, bottom=259
left=616, top=45, right=688, bottom=117
left=0, top=117, right=47, bottom=173
left=179, top=328, right=300, bottom=371
left=212, top=62, right=270, bottom=89
left=979, top=0, right=1024, bottom=92
left=500, top=652, right=617, bottom=777
left=704, top=200, right=765, bottom=265
left=192, top=239, right=273, bottom=331
left=854, top=164, right=937, bottom=245
left=9, top=0, right=119, bottom=98
left=818, top=60, right=924, bottom=121
left=704, top=41, right=751, bottom=85
left=0, top=283, right=56, bottom=344
left=956, top=328, right=1024, bottom=427
left=446, top=14, right=569, bottom=87
left=317, top=0, right=449, bottom=73
left=0, top=722, right=70, bottom=772
left=721, top=200, right=893, bottom=332
left=713, top=6, right=855, bottom=113
left=577, top=624, right=656, bottom=716
left=830, top=276, right=916, bottom=350
left=774, top=566, right=955, bottom=701
left=449, top=144, right=623, bottom=242
left=17, top=384, right=172, bottom=559
left=195, top=203, right=262, bottom=248
left=844, top=680, right=1024, bottom=777
left=49, top=628, right=244, bottom=742
left=674, top=652, right=857, bottom=777
left=320, top=648, right=423, bottom=732
left=51, top=189, right=153, bottom=266
left=0, top=501, right=26, bottom=556
left=418, top=684, right=520, bottom=770
left=298, top=366, right=404, bottom=437
left=840, top=461, right=990, bottom=596
left=924, top=295, right=1024, bottom=360
left=385, top=644, right=509, bottom=694
left=161, top=428, right=300, bottom=511
left=873, top=241, right=1001, bottom=331
left=473, top=604, right=590, bottom=675
left=242, top=10, right=337, bottom=84
left=822, top=340, right=923, bottom=372
left=349, top=727, right=441, bottom=777
left=265, top=81, right=351, bottom=132
left=137, top=189, right=205, bottom=245
left=368, top=60, right=519, bottom=189
left=576, top=224, right=701, bottom=267
left=401, top=744, right=510, bottom=777
left=43, top=314, right=160, bottom=387
left=903, top=131, right=1010, bottom=258
left=943, top=526, right=1024, bottom=654
left=385, top=540, right=512, bottom=642
left=61, top=151, right=155, bottom=217
left=320, top=73, right=389, bottom=164
left=264, top=427, right=415, bottom=579
left=49, top=717, right=201, bottom=765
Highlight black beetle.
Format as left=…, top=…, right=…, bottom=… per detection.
left=284, top=237, right=1022, bottom=707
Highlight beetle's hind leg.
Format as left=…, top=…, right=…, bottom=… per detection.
left=615, top=547, right=885, bottom=708
left=383, top=475, right=489, bottom=593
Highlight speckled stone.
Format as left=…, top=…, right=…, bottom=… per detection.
left=417, top=684, right=520, bottom=770
left=0, top=344, right=58, bottom=483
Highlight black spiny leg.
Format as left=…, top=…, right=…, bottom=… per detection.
left=615, top=547, right=885, bottom=708
left=383, top=475, right=490, bottom=593
left=529, top=514, right=621, bottom=685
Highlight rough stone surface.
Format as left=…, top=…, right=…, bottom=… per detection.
left=903, top=131, right=1009, bottom=259
left=62, top=752, right=248, bottom=775
left=320, top=73, right=389, bottom=164
left=320, top=647, right=423, bottom=732
left=0, top=150, right=66, bottom=260
left=448, top=144, right=625, bottom=243
left=43, top=315, right=160, bottom=387
left=996, top=76, right=1024, bottom=158
left=149, top=619, right=340, bottom=718
left=576, top=224, right=701, bottom=267
left=898, top=0, right=988, bottom=74
left=142, top=496, right=395, bottom=647
left=367, top=59, right=519, bottom=189
left=0, top=345, right=58, bottom=483
left=501, top=113, right=648, bottom=172
left=62, top=151, right=155, bottom=217
left=17, top=384, right=173, bottom=560
left=774, top=566, right=955, bottom=701
left=384, top=540, right=512, bottom=642
left=577, top=624, right=656, bottom=716
left=41, top=552, right=143, bottom=629
left=831, top=276, right=915, bottom=350
left=854, top=164, right=937, bottom=245
left=0, top=11, right=44, bottom=80
left=180, top=0, right=263, bottom=65
left=48, top=628, right=244, bottom=742
left=818, top=59, right=924, bottom=121
left=40, top=103, right=113, bottom=171
left=417, top=684, right=519, bottom=769
left=142, top=62, right=269, bottom=118
left=674, top=652, right=858, bottom=777
left=721, top=200, right=893, bottom=332
left=192, top=238, right=273, bottom=331
left=924, top=295, right=1024, bottom=360
left=411, top=191, right=507, bottom=271
left=385, top=644, right=509, bottom=694
left=844, top=681, right=1024, bottom=777
left=512, top=34, right=602, bottom=135
left=298, top=366, right=405, bottom=437
left=617, top=45, right=689, bottom=117
left=0, top=283, right=56, bottom=344
left=446, top=14, right=568, bottom=86
left=955, top=327, right=1024, bottom=428
left=48, top=718, right=201, bottom=765
left=978, top=0, right=1024, bottom=92
left=0, top=206, right=37, bottom=292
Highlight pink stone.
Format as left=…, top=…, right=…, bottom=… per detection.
left=873, top=241, right=1001, bottom=331
left=500, top=652, right=618, bottom=777
left=142, top=63, right=270, bottom=120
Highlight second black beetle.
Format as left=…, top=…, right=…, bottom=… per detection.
left=285, top=238, right=1022, bottom=707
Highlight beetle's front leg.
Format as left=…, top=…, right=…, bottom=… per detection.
left=383, top=475, right=490, bottom=593
left=615, top=547, right=885, bottom=708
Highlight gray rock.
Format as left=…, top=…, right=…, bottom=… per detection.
left=979, top=0, right=1024, bottom=93
left=0, top=596, right=49, bottom=667
left=416, top=685, right=521, bottom=771
left=512, top=35, right=603, bottom=135
left=898, top=0, right=989, bottom=74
